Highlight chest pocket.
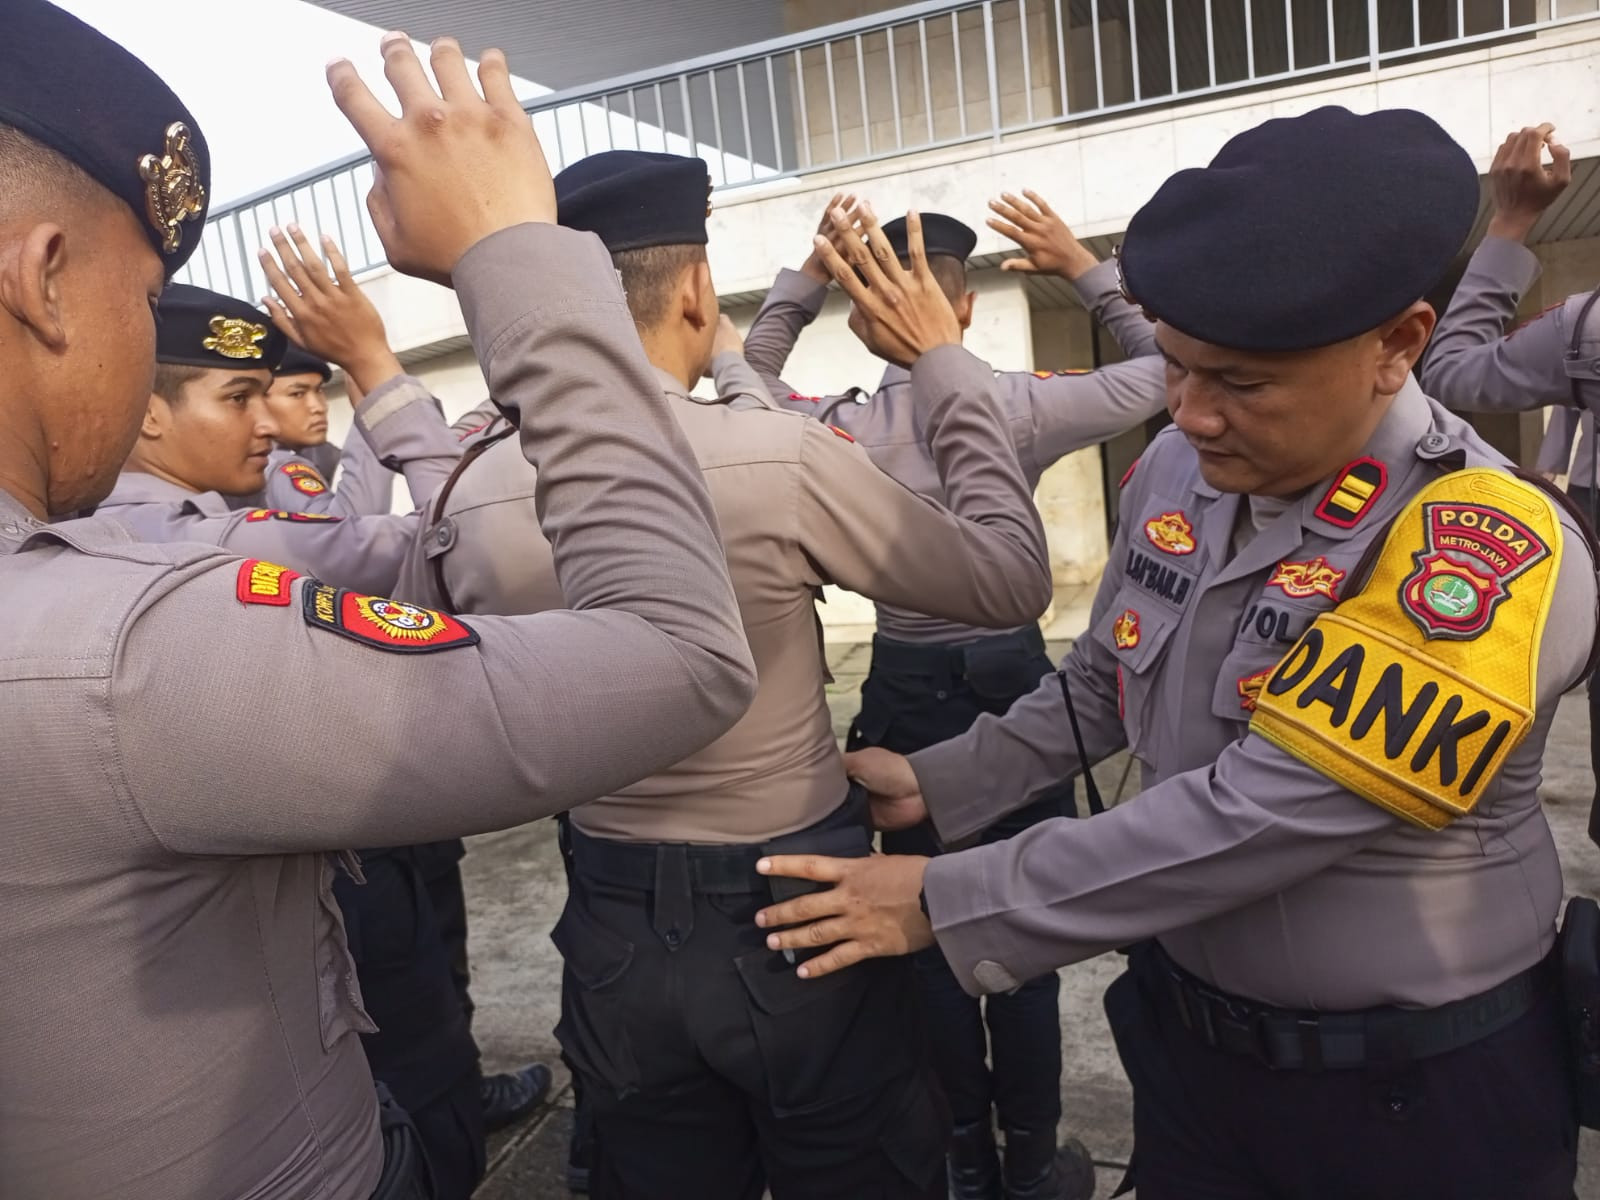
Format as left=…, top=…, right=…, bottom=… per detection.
left=314, top=853, right=377, bottom=1051
left=1093, top=590, right=1181, bottom=759
left=1215, top=555, right=1352, bottom=722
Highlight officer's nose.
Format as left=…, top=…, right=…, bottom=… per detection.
left=251, top=396, right=281, bottom=441
left=1168, top=376, right=1228, bottom=443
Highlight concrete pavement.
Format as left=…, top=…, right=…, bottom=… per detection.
left=462, top=637, right=1600, bottom=1199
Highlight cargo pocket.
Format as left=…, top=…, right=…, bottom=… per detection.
left=964, top=642, right=1048, bottom=705
left=1213, top=643, right=1295, bottom=725
left=314, top=854, right=376, bottom=1052
left=735, top=950, right=913, bottom=1117
left=550, top=896, right=640, bottom=1099
left=1091, top=591, right=1179, bottom=760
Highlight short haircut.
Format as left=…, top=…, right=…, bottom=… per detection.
left=611, top=243, right=706, bottom=330
left=0, top=122, right=100, bottom=219
left=152, top=363, right=206, bottom=405
left=925, top=255, right=968, bottom=306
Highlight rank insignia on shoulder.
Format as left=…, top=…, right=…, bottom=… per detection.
left=301, top=581, right=479, bottom=653
left=244, top=508, right=342, bottom=523
left=1251, top=468, right=1563, bottom=830
left=827, top=425, right=855, bottom=442
left=1268, top=556, right=1345, bottom=601
left=1400, top=502, right=1549, bottom=640
left=1144, top=510, right=1196, bottom=556
left=236, top=559, right=299, bottom=606
left=1236, top=666, right=1274, bottom=712
left=1112, top=608, right=1141, bottom=650
left=1314, top=457, right=1387, bottom=528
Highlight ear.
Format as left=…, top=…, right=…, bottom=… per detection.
left=0, top=223, right=70, bottom=349
left=955, top=290, right=977, bottom=332
left=1373, top=301, right=1436, bottom=395
left=682, top=260, right=714, bottom=331
left=141, top=394, right=174, bottom=441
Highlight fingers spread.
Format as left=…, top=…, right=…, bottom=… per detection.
left=326, top=59, right=395, bottom=147
left=429, top=36, right=476, bottom=103
left=477, top=47, right=521, bottom=114
left=381, top=32, right=437, bottom=116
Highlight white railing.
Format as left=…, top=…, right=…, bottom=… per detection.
left=177, top=0, right=1600, bottom=299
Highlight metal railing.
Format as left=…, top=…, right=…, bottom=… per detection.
left=177, top=0, right=1600, bottom=299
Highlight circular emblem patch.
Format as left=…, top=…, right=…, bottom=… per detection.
left=291, top=474, right=327, bottom=496
left=1420, top=571, right=1481, bottom=622
left=358, top=596, right=443, bottom=640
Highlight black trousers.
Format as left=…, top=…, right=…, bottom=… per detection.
left=847, top=628, right=1073, bottom=1135
left=1105, top=946, right=1579, bottom=1200
left=555, top=798, right=949, bottom=1200
left=337, top=846, right=486, bottom=1200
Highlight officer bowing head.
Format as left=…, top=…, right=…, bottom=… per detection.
left=0, top=0, right=209, bottom=518
left=266, top=344, right=334, bottom=452
left=555, top=149, right=718, bottom=389
left=845, top=212, right=978, bottom=347
left=125, top=284, right=288, bottom=496
left=1118, top=105, right=1477, bottom=497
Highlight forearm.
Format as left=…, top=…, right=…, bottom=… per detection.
left=1071, top=259, right=1159, bottom=359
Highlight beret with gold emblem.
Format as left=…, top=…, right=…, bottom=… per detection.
left=2, top=0, right=210, bottom=274
left=157, top=284, right=286, bottom=371
left=1119, top=106, right=1478, bottom=352
left=555, top=151, right=712, bottom=252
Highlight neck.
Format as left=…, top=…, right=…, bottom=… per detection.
left=637, top=326, right=699, bottom=392
left=0, top=408, right=52, bottom=519
left=124, top=457, right=199, bottom=494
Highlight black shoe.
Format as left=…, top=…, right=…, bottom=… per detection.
left=947, top=1120, right=1003, bottom=1200
left=479, top=1063, right=553, bottom=1132
left=565, top=1161, right=590, bottom=1195
left=1001, top=1129, right=1095, bottom=1200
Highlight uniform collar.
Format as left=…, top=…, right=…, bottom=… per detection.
left=0, top=488, right=45, bottom=554
left=878, top=364, right=911, bottom=392
left=101, top=471, right=232, bottom=516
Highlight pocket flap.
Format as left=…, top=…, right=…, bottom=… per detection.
left=550, top=900, right=635, bottom=991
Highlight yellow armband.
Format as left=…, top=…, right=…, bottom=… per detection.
left=1251, top=468, right=1562, bottom=829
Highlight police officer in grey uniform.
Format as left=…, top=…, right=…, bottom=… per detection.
left=1536, top=405, right=1596, bottom=514
left=753, top=106, right=1596, bottom=1200
left=743, top=199, right=1161, bottom=1200
left=0, top=12, right=755, bottom=1199
left=402, top=147, right=1057, bottom=1199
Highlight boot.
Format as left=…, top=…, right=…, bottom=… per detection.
left=946, top=1121, right=1003, bottom=1200
left=1001, top=1128, right=1096, bottom=1200
left=479, top=1062, right=553, bottom=1133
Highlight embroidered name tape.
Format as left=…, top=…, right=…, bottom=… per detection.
left=1251, top=469, right=1562, bottom=829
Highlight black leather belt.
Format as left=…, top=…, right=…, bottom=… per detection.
left=1147, top=944, right=1545, bottom=1071
left=870, top=626, right=1046, bottom=676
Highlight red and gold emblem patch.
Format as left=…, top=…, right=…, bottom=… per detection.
left=1267, top=556, right=1345, bottom=601
left=1112, top=608, right=1141, bottom=650
left=235, top=558, right=299, bottom=607
left=1399, top=502, right=1549, bottom=640
left=827, top=425, right=855, bottom=442
left=1031, top=368, right=1091, bottom=379
left=301, top=580, right=478, bottom=653
left=244, top=508, right=341, bottom=523
left=281, top=462, right=328, bottom=497
left=1236, top=667, right=1274, bottom=712
left=1144, top=510, right=1195, bottom=556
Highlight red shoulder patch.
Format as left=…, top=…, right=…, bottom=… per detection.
left=301, top=581, right=479, bottom=653
left=236, top=558, right=299, bottom=606
left=827, top=425, right=855, bottom=442
left=788, top=392, right=822, bottom=404
left=244, top=508, right=342, bottom=523
left=1118, top=457, right=1140, bottom=490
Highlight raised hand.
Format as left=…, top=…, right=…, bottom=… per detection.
left=800, top=191, right=860, bottom=283
left=815, top=207, right=962, bottom=368
left=1486, top=124, right=1572, bottom=244
left=326, top=32, right=556, bottom=286
left=988, top=189, right=1098, bottom=281
left=258, top=227, right=402, bottom=394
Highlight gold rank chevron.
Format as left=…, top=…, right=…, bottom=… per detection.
left=1251, top=468, right=1563, bottom=829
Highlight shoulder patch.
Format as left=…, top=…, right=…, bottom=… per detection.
left=1251, top=468, right=1563, bottom=830
left=827, top=425, right=855, bottom=442
left=236, top=558, right=299, bottom=606
left=1313, top=457, right=1387, bottom=528
left=1119, top=457, right=1140, bottom=490
left=244, top=508, right=342, bottom=523
left=280, top=462, right=329, bottom=497
left=301, top=581, right=479, bottom=653
left=1031, top=368, right=1091, bottom=378
left=788, top=392, right=821, bottom=404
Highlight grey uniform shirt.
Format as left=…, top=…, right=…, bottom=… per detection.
left=0, top=223, right=754, bottom=1200
left=909, top=381, right=1594, bottom=1010
left=402, top=347, right=1051, bottom=844
left=1536, top=406, right=1595, bottom=488
left=743, top=264, right=1168, bottom=642
left=1421, top=234, right=1600, bottom=415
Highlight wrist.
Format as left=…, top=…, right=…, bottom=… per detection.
left=343, top=349, right=405, bottom=395
left=800, top=254, right=831, bottom=284
left=1057, top=245, right=1100, bottom=281
left=1486, top=213, right=1539, bottom=244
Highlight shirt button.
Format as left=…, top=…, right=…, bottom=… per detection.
left=1420, top=433, right=1449, bottom=454
left=936, top=689, right=949, bottom=700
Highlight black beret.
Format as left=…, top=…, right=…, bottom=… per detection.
left=157, top=285, right=285, bottom=371
left=1119, top=106, right=1479, bottom=352
left=2, top=0, right=210, bottom=274
left=275, top=345, right=332, bottom=382
left=881, top=213, right=977, bottom=262
left=555, top=151, right=711, bottom=252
